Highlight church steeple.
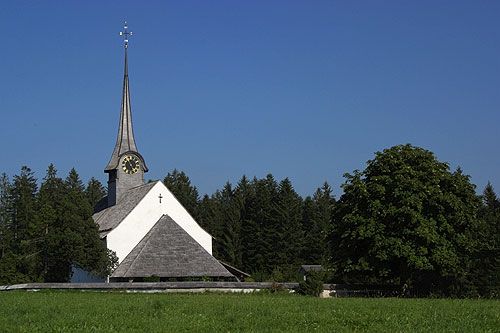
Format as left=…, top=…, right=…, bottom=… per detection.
left=105, top=22, right=148, bottom=207
left=105, top=22, right=147, bottom=173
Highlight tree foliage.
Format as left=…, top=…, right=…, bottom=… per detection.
left=0, top=143, right=497, bottom=297
left=331, top=144, right=482, bottom=295
left=196, top=174, right=312, bottom=280
left=471, top=183, right=500, bottom=297
left=0, top=165, right=113, bottom=284
left=303, top=182, right=335, bottom=265
left=85, top=177, right=106, bottom=210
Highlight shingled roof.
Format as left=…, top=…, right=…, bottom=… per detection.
left=92, top=181, right=157, bottom=236
left=111, top=215, right=234, bottom=279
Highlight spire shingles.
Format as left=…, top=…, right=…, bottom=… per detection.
left=105, top=45, right=147, bottom=172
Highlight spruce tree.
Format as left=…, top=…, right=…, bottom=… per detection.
left=85, top=177, right=106, bottom=211
left=269, top=178, right=303, bottom=278
left=241, top=175, right=278, bottom=277
left=217, top=183, right=243, bottom=268
left=0, top=173, right=18, bottom=284
left=197, top=192, right=223, bottom=258
left=473, top=183, right=500, bottom=297
left=10, top=166, right=42, bottom=281
left=0, top=173, right=12, bottom=258
left=64, top=169, right=111, bottom=280
left=43, top=168, right=112, bottom=282
left=197, top=194, right=221, bottom=238
left=302, top=182, right=335, bottom=264
left=301, top=196, right=315, bottom=260
left=233, top=175, right=254, bottom=272
left=38, top=164, right=67, bottom=281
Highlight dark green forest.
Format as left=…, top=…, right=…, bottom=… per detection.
left=1, top=144, right=498, bottom=297
left=0, top=165, right=115, bottom=284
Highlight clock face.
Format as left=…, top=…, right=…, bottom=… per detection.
left=122, top=155, right=140, bottom=174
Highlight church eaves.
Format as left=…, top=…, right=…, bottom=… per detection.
left=105, top=30, right=148, bottom=172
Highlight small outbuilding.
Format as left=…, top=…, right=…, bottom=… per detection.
left=298, top=265, right=323, bottom=281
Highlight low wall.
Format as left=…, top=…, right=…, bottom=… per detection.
left=0, top=282, right=399, bottom=298
left=0, top=281, right=302, bottom=292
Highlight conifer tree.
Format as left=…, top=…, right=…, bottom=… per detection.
left=42, top=168, right=112, bottom=281
left=217, top=183, right=243, bottom=268
left=38, top=164, right=67, bottom=280
left=85, top=177, right=106, bottom=211
left=233, top=175, right=253, bottom=271
left=197, top=193, right=222, bottom=240
left=301, top=196, right=315, bottom=258
left=241, top=175, right=278, bottom=277
left=269, top=178, right=303, bottom=277
left=0, top=173, right=12, bottom=258
left=472, top=182, right=500, bottom=297
left=65, top=169, right=110, bottom=280
left=10, top=166, right=42, bottom=282
left=0, top=173, right=18, bottom=284
left=197, top=192, right=224, bottom=259
left=302, top=182, right=335, bottom=264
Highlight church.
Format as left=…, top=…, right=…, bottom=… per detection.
left=91, top=23, right=234, bottom=282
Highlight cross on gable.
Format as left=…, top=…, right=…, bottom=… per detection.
left=158, top=194, right=163, bottom=203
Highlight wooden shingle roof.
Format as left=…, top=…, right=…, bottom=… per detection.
left=111, top=215, right=234, bottom=279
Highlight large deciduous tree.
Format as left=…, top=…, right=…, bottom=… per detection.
left=331, top=144, right=481, bottom=296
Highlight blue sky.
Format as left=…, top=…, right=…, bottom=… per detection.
left=0, top=1, right=499, bottom=197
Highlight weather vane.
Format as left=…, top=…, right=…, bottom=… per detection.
left=119, top=21, right=133, bottom=48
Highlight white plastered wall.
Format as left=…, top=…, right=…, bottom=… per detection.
left=106, top=181, right=212, bottom=263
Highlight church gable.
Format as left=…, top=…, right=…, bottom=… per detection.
left=93, top=181, right=157, bottom=235
left=152, top=181, right=213, bottom=254
left=111, top=215, right=233, bottom=280
left=95, top=180, right=212, bottom=264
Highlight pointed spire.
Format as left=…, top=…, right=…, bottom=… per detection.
left=105, top=22, right=147, bottom=172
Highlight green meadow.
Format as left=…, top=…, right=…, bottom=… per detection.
left=0, top=291, right=498, bottom=332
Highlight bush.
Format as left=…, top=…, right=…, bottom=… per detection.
left=296, top=271, right=324, bottom=297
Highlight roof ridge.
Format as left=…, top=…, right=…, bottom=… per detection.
left=125, top=180, right=158, bottom=192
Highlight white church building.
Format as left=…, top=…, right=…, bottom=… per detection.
left=91, top=23, right=234, bottom=282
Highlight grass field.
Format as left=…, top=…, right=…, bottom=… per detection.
left=0, top=291, right=498, bottom=332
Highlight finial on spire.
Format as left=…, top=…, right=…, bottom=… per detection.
left=119, top=21, right=133, bottom=48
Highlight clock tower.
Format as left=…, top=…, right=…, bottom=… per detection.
left=104, top=22, right=148, bottom=207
